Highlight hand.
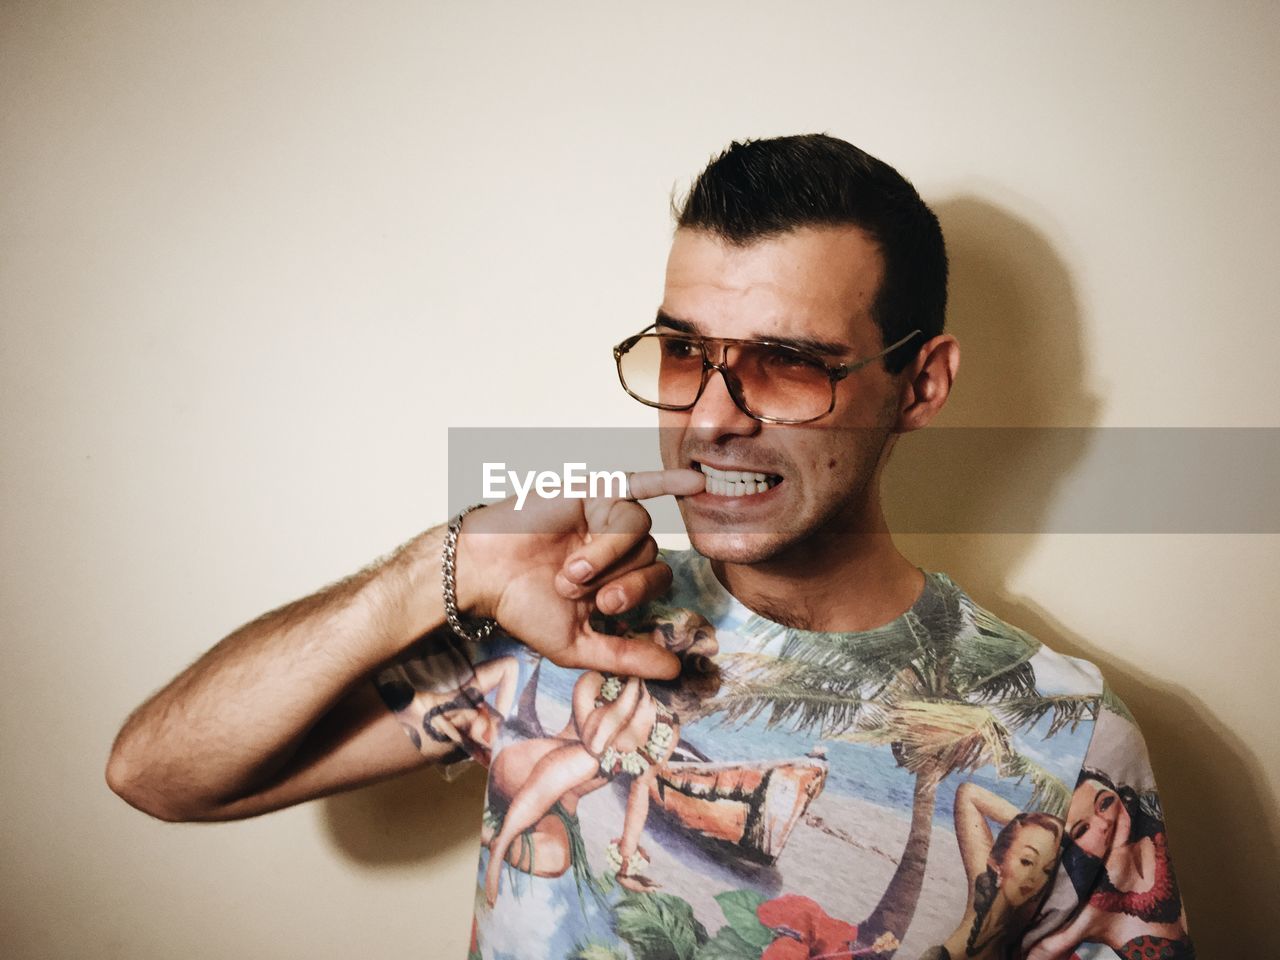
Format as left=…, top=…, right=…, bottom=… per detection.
left=616, top=872, right=662, bottom=893
left=455, top=468, right=704, bottom=679
left=615, top=843, right=660, bottom=892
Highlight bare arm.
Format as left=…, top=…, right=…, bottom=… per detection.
left=106, top=524, right=462, bottom=822
left=952, top=781, right=1021, bottom=885
left=106, top=469, right=704, bottom=824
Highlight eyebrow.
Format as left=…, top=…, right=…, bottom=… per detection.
left=654, top=310, right=852, bottom=359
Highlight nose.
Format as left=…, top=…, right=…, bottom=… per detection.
left=686, top=358, right=761, bottom=444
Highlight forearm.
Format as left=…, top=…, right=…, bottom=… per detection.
left=619, top=772, right=652, bottom=853
left=954, top=781, right=1020, bottom=829
left=107, top=522, right=461, bottom=820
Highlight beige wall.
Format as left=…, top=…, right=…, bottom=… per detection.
left=3, top=1, right=1276, bottom=956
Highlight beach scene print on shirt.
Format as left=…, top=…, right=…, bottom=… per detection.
left=374, top=548, right=1189, bottom=960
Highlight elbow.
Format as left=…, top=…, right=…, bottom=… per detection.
left=104, top=747, right=169, bottom=820
left=105, top=744, right=206, bottom=823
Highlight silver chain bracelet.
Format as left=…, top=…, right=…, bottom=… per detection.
left=441, top=503, right=499, bottom=643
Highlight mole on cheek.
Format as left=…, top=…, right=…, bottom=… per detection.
left=827, top=458, right=838, bottom=470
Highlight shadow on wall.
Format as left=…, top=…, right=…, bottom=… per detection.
left=319, top=196, right=1274, bottom=952
left=320, top=761, right=485, bottom=866
left=894, top=195, right=1276, bottom=953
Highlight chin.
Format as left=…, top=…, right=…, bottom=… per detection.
left=687, top=529, right=800, bottom=565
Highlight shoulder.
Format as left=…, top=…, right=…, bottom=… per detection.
left=924, top=571, right=1131, bottom=815
left=927, top=570, right=1107, bottom=698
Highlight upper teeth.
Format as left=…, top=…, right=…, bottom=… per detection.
left=696, top=462, right=780, bottom=496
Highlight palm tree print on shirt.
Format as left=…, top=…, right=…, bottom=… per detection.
left=705, top=573, right=1119, bottom=951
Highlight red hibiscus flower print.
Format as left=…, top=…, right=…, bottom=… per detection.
left=757, top=894, right=860, bottom=959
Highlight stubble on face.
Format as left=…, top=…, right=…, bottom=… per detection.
left=682, top=422, right=894, bottom=566
left=656, top=226, right=902, bottom=567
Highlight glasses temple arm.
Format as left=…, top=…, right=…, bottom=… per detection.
left=838, top=328, right=924, bottom=375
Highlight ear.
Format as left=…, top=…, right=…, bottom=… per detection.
left=894, top=334, right=960, bottom=433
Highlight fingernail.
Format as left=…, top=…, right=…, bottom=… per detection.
left=600, top=587, right=623, bottom=611
left=567, top=559, right=593, bottom=582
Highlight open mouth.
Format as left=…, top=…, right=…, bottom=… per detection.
left=693, top=460, right=784, bottom=498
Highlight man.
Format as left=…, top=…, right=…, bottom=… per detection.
left=107, top=135, right=1194, bottom=959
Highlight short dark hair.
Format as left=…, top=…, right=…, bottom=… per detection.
left=674, top=134, right=947, bottom=373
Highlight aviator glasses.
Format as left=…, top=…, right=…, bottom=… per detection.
left=612, top=322, right=922, bottom=424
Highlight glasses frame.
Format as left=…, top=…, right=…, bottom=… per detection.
left=612, top=322, right=924, bottom=424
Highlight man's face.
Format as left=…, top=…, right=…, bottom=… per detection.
left=656, top=225, right=904, bottom=564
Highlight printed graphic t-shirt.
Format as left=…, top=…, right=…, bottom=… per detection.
left=373, top=549, right=1195, bottom=960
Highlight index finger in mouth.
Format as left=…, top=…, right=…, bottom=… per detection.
left=622, top=468, right=705, bottom=501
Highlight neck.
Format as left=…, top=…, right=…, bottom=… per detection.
left=709, top=502, right=924, bottom=633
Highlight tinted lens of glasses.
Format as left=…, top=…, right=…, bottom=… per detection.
left=617, top=334, right=834, bottom=421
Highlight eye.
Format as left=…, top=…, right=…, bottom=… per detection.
left=1020, top=857, right=1033, bottom=867
left=763, top=346, right=820, bottom=369
left=1070, top=822, right=1088, bottom=840
left=659, top=336, right=701, bottom=359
